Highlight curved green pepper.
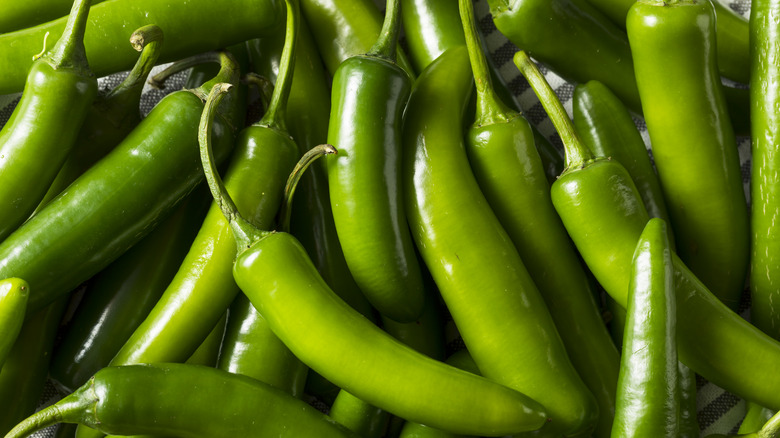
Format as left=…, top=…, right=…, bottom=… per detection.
left=513, top=48, right=780, bottom=413
left=36, top=24, right=164, bottom=212
left=627, top=0, right=748, bottom=310
left=581, top=0, right=749, bottom=83
left=198, top=83, right=549, bottom=437
left=6, top=363, right=358, bottom=438
left=458, top=2, right=618, bottom=436
left=612, top=218, right=679, bottom=437
left=404, top=45, right=595, bottom=437
left=326, top=0, right=425, bottom=322
left=572, top=80, right=671, bottom=228
left=0, top=0, right=97, bottom=241
left=399, top=0, right=564, bottom=183
left=0, top=51, right=238, bottom=317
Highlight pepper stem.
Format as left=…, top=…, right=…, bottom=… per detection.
left=102, top=25, right=164, bottom=104
left=367, top=0, right=401, bottom=61
left=5, top=383, right=96, bottom=438
left=258, top=0, right=299, bottom=131
left=148, top=52, right=222, bottom=89
left=278, top=144, right=338, bottom=233
left=43, top=0, right=92, bottom=73
left=199, top=84, right=269, bottom=251
left=459, top=0, right=513, bottom=125
left=243, top=73, right=275, bottom=113
left=513, top=51, right=594, bottom=171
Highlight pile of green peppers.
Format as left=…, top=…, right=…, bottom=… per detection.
left=0, top=0, right=776, bottom=436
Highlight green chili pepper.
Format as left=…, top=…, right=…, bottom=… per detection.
left=6, top=363, right=358, bottom=438
left=404, top=45, right=595, bottom=437
left=0, top=0, right=284, bottom=95
left=513, top=48, right=780, bottom=414
left=626, top=0, right=748, bottom=311
left=35, top=24, right=164, bottom=213
left=399, top=0, right=564, bottom=184
left=0, top=300, right=67, bottom=435
left=198, top=82, right=549, bottom=438
left=572, top=80, right=671, bottom=228
left=300, top=0, right=415, bottom=77
left=581, top=0, right=749, bottom=83
left=0, top=278, right=28, bottom=369
left=246, top=12, right=374, bottom=319
left=0, top=50, right=238, bottom=317
left=0, top=0, right=97, bottom=242
left=612, top=218, right=679, bottom=437
left=109, top=7, right=297, bottom=377
left=750, top=0, right=780, bottom=346
left=49, top=190, right=209, bottom=394
left=458, top=2, right=618, bottom=436
left=485, top=0, right=751, bottom=136
left=326, top=0, right=425, bottom=322
left=678, top=362, right=700, bottom=438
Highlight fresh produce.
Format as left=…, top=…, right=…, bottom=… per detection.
left=0, top=0, right=775, bottom=436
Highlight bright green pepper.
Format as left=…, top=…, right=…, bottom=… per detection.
left=627, top=0, right=749, bottom=310
left=0, top=278, right=28, bottom=369
left=612, top=218, right=679, bottom=437
left=404, top=45, right=596, bottom=437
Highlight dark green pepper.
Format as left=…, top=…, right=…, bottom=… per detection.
left=0, top=51, right=239, bottom=317
left=0, top=0, right=97, bottom=241
left=6, top=363, right=358, bottom=438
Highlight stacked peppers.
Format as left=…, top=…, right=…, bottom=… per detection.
left=0, top=0, right=777, bottom=436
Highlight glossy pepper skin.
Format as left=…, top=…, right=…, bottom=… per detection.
left=0, top=0, right=104, bottom=33
left=36, top=25, right=164, bottom=212
left=326, top=0, right=425, bottom=323
left=573, top=81, right=671, bottom=228
left=6, top=364, right=358, bottom=438
left=612, top=218, right=679, bottom=438
left=300, top=0, right=415, bottom=77
left=582, top=0, right=749, bottom=84
left=193, top=84, right=549, bottom=438
left=485, top=0, right=752, bottom=135
left=0, top=0, right=97, bottom=242
left=0, top=278, right=29, bottom=369
left=49, top=191, right=209, bottom=394
left=750, top=0, right=780, bottom=342
left=0, top=0, right=283, bottom=95
left=512, top=48, right=780, bottom=413
left=404, top=46, right=596, bottom=437
left=487, top=0, right=640, bottom=112
left=399, top=0, right=563, bottom=184
left=627, top=0, right=749, bottom=311
left=108, top=50, right=295, bottom=369
left=458, top=2, right=618, bottom=437
left=247, top=12, right=373, bottom=319
left=0, top=53, right=237, bottom=317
